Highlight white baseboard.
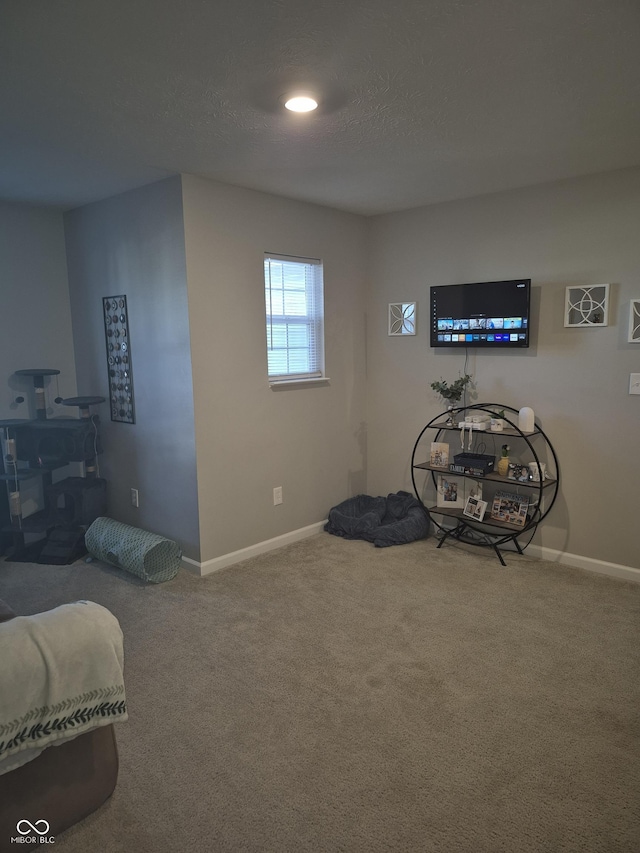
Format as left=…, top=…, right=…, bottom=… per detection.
left=525, top=544, right=640, bottom=584
left=182, top=525, right=640, bottom=585
left=181, top=521, right=327, bottom=577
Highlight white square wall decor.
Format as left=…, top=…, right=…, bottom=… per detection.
left=564, top=284, right=609, bottom=327
left=388, top=302, right=417, bottom=336
left=628, top=299, right=640, bottom=343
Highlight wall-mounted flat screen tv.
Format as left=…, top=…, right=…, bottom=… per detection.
left=430, top=279, right=531, bottom=348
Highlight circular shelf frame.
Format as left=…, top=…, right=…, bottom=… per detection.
left=411, top=403, right=559, bottom=564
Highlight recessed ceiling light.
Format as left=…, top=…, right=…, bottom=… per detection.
left=284, top=95, right=318, bottom=113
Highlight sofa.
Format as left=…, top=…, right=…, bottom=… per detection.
left=0, top=597, right=127, bottom=847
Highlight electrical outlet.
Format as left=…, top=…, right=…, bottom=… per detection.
left=273, top=486, right=283, bottom=506
left=130, top=488, right=139, bottom=507
left=630, top=374, right=640, bottom=395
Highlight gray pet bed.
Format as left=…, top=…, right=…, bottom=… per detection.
left=324, top=491, right=430, bottom=547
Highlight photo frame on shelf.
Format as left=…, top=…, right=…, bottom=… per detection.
left=564, top=284, right=609, bottom=327
left=490, top=490, right=530, bottom=528
left=388, top=302, right=417, bottom=336
left=463, top=495, right=488, bottom=522
left=430, top=441, right=449, bottom=469
left=508, top=463, right=530, bottom=482
left=436, top=474, right=465, bottom=509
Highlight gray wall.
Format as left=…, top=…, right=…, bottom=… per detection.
left=0, top=200, right=78, bottom=420
left=5, top=167, right=637, bottom=570
left=64, top=177, right=200, bottom=560
left=367, top=167, right=640, bottom=569
left=181, top=175, right=368, bottom=563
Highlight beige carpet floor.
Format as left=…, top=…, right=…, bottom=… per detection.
left=1, top=533, right=639, bottom=852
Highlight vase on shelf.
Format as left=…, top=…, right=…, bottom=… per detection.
left=497, top=456, right=510, bottom=477
left=442, top=401, right=462, bottom=426
left=497, top=443, right=510, bottom=477
left=518, top=406, right=535, bottom=433
left=442, top=397, right=460, bottom=426
left=431, top=376, right=471, bottom=422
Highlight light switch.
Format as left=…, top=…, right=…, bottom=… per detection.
left=629, top=374, right=640, bottom=395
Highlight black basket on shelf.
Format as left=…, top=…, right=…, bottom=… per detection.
left=449, top=453, right=495, bottom=477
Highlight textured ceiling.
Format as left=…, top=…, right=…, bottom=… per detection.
left=1, top=0, right=640, bottom=215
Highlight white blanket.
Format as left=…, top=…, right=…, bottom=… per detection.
left=0, top=600, right=128, bottom=775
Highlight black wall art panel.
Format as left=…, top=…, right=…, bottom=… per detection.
left=103, top=295, right=135, bottom=424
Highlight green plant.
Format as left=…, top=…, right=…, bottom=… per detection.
left=494, top=409, right=506, bottom=419
left=430, top=374, right=471, bottom=404
left=501, top=444, right=510, bottom=457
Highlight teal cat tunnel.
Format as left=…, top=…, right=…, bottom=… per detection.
left=85, top=517, right=181, bottom=583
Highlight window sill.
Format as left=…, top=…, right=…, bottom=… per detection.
left=269, top=377, right=331, bottom=390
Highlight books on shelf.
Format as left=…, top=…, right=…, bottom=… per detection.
left=490, top=490, right=530, bottom=527
left=430, top=442, right=449, bottom=468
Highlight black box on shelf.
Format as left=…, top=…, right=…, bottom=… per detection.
left=449, top=453, right=495, bottom=477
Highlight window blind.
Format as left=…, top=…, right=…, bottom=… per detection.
left=264, top=254, right=324, bottom=381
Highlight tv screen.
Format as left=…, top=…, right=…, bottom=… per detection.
left=430, top=279, right=531, bottom=348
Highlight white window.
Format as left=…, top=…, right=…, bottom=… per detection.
left=264, top=253, right=325, bottom=382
